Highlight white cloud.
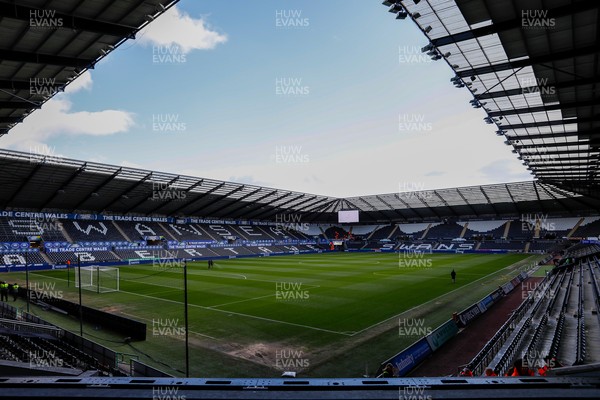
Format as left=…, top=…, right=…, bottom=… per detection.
left=65, top=70, right=93, bottom=93
left=0, top=72, right=134, bottom=152
left=138, top=6, right=227, bottom=53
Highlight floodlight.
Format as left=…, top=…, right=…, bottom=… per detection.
left=424, top=25, right=433, bottom=33
left=389, top=4, right=403, bottom=13
left=413, top=12, right=421, bottom=19
left=421, top=43, right=434, bottom=53
left=382, top=0, right=396, bottom=6
left=396, top=11, right=408, bottom=19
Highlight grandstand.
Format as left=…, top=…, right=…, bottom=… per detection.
left=0, top=0, right=598, bottom=398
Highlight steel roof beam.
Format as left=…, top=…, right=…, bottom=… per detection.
left=39, top=163, right=87, bottom=209
left=0, top=117, right=23, bottom=124
left=1, top=163, right=43, bottom=209
left=477, top=75, right=600, bottom=100
left=0, top=49, right=92, bottom=68
left=501, top=115, right=600, bottom=130
left=122, top=176, right=179, bottom=214
left=219, top=189, right=279, bottom=218
left=431, top=0, right=598, bottom=47
left=487, top=98, right=600, bottom=117
left=0, top=2, right=137, bottom=38
left=180, top=182, right=226, bottom=216
left=101, top=172, right=153, bottom=211
left=72, top=168, right=123, bottom=210
left=506, top=131, right=584, bottom=141
left=456, top=44, right=600, bottom=78
left=0, top=101, right=40, bottom=109
left=243, top=192, right=297, bottom=220
left=205, top=187, right=262, bottom=217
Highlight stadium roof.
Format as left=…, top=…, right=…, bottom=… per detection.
left=0, top=148, right=598, bottom=223
left=0, top=0, right=179, bottom=135
left=383, top=0, right=599, bottom=191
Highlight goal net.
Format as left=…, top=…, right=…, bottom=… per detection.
left=75, top=266, right=120, bottom=293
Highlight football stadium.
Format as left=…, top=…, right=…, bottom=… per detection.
left=0, top=0, right=599, bottom=399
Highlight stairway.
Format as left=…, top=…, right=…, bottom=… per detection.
left=112, top=221, right=131, bottom=241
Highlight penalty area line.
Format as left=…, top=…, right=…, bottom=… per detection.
left=121, top=290, right=352, bottom=337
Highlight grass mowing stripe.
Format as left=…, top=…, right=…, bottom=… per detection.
left=30, top=271, right=352, bottom=337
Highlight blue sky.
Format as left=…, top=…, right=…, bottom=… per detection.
left=1, top=0, right=532, bottom=198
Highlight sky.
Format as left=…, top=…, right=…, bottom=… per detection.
left=0, top=0, right=533, bottom=198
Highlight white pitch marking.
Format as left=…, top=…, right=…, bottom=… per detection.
left=31, top=272, right=348, bottom=337
left=350, top=262, right=526, bottom=337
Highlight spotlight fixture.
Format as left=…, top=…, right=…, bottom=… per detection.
left=424, top=25, right=433, bottom=34
left=421, top=43, right=434, bottom=53
left=414, top=0, right=421, bottom=4
left=396, top=11, right=408, bottom=19
left=382, top=0, right=396, bottom=6
left=443, top=52, right=451, bottom=57
left=389, top=4, right=403, bottom=13
left=413, top=12, right=421, bottom=19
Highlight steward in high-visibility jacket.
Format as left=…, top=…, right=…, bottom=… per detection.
left=11, top=283, right=19, bottom=301
left=0, top=282, right=8, bottom=301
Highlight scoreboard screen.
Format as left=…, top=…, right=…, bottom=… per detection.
left=338, top=210, right=359, bottom=223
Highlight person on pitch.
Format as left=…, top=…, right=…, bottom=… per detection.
left=451, top=269, right=456, bottom=284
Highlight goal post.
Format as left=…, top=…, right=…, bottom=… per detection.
left=75, top=266, right=120, bottom=293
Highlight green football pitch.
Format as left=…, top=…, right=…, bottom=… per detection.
left=3, top=252, right=537, bottom=377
